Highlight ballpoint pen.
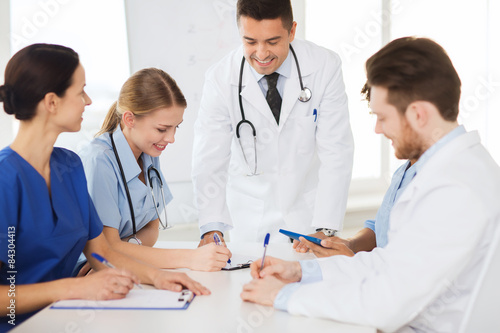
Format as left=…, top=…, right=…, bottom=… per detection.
left=213, top=233, right=231, bottom=264
left=313, top=109, right=317, bottom=122
left=259, top=233, right=270, bottom=272
left=91, top=252, right=143, bottom=289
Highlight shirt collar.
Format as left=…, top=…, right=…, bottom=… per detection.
left=249, top=48, right=293, bottom=83
left=414, top=125, right=466, bottom=174
left=141, top=153, right=154, bottom=176
left=111, top=126, right=142, bottom=182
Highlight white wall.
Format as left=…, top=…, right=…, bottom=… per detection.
left=0, top=0, right=13, bottom=149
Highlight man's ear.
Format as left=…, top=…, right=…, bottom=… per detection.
left=43, top=92, right=59, bottom=114
left=122, top=110, right=135, bottom=128
left=405, top=101, right=431, bottom=129
left=289, top=21, right=297, bottom=42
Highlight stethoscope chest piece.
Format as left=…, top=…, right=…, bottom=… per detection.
left=299, top=87, right=312, bottom=102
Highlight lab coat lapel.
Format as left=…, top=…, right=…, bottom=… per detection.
left=390, top=131, right=480, bottom=230
left=278, top=74, right=301, bottom=129
left=278, top=43, right=314, bottom=130
left=239, top=67, right=277, bottom=126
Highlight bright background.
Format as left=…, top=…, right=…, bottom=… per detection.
left=0, top=0, right=499, bottom=236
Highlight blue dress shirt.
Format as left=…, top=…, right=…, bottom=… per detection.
left=364, top=160, right=418, bottom=248
left=0, top=147, right=103, bottom=329
left=275, top=125, right=467, bottom=310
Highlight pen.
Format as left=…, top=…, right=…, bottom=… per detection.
left=259, top=233, right=270, bottom=272
left=91, top=252, right=143, bottom=289
left=313, top=109, right=317, bottom=122
left=213, top=233, right=231, bottom=264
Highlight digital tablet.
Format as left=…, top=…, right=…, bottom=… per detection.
left=279, top=229, right=324, bottom=247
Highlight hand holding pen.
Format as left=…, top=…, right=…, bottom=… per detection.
left=90, top=253, right=210, bottom=295
left=92, top=253, right=143, bottom=289
left=214, top=233, right=231, bottom=264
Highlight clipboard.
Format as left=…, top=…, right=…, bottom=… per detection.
left=222, top=261, right=252, bottom=270
left=221, top=254, right=255, bottom=271
left=50, top=289, right=195, bottom=310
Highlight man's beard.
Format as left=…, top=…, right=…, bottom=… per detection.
left=394, top=120, right=425, bottom=161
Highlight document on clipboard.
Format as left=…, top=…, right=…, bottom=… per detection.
left=50, top=289, right=195, bottom=310
left=222, top=254, right=255, bottom=271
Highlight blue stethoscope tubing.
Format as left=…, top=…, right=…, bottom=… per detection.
left=236, top=44, right=312, bottom=175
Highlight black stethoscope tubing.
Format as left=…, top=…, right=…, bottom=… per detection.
left=235, top=45, right=311, bottom=175
left=110, top=132, right=167, bottom=239
left=236, top=44, right=311, bottom=139
left=237, top=56, right=256, bottom=138
left=110, top=131, right=138, bottom=236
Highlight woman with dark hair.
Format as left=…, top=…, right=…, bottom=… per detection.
left=0, top=44, right=209, bottom=330
left=76, top=68, right=231, bottom=276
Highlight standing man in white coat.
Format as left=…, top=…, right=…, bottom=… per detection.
left=193, top=0, right=354, bottom=245
left=241, top=37, right=500, bottom=332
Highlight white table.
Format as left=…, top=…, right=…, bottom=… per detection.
left=12, top=242, right=376, bottom=333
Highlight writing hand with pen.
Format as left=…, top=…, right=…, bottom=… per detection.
left=195, top=230, right=232, bottom=270
left=240, top=233, right=302, bottom=306
left=75, top=264, right=140, bottom=301
left=83, top=233, right=211, bottom=298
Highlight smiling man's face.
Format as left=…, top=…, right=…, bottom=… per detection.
left=238, top=16, right=296, bottom=75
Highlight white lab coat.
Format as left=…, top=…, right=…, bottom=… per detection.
left=192, top=39, right=354, bottom=242
left=283, top=131, right=500, bottom=332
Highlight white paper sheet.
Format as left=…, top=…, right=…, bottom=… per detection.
left=50, top=289, right=194, bottom=310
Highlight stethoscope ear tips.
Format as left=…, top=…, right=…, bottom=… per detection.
left=298, top=87, right=312, bottom=102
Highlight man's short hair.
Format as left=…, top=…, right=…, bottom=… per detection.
left=237, top=0, right=294, bottom=32
left=361, top=37, right=461, bottom=121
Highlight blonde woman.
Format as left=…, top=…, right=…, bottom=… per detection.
left=77, top=68, right=231, bottom=275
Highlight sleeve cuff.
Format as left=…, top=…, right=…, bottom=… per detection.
left=199, top=222, right=232, bottom=238
left=274, top=282, right=302, bottom=311
left=364, top=219, right=376, bottom=232
left=299, top=260, right=323, bottom=283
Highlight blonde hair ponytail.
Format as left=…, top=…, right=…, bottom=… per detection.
left=96, top=101, right=121, bottom=137
left=96, top=68, right=187, bottom=137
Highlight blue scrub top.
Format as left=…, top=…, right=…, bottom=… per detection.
left=78, top=126, right=173, bottom=239
left=0, top=147, right=103, bottom=329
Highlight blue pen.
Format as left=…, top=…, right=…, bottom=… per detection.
left=313, top=109, right=318, bottom=122
left=213, top=233, right=231, bottom=264
left=259, top=233, right=271, bottom=272
left=91, top=252, right=143, bottom=289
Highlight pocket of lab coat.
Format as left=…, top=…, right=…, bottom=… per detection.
left=285, top=114, right=317, bottom=155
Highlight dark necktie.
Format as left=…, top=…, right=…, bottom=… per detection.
left=265, top=72, right=282, bottom=124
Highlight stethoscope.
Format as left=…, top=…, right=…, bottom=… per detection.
left=236, top=45, right=312, bottom=176
left=110, top=131, right=171, bottom=246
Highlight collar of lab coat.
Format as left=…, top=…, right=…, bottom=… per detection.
left=394, top=129, right=479, bottom=206
left=234, top=39, right=313, bottom=128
